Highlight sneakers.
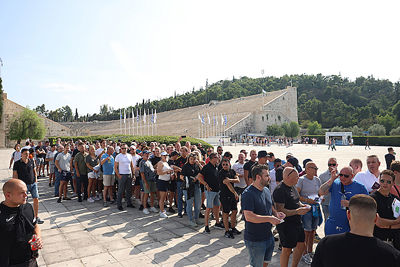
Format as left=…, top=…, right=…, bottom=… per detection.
left=72, top=193, right=77, bottom=198
left=118, top=206, right=124, bottom=211
left=188, top=220, right=198, bottom=227
left=103, top=202, right=108, bottom=207
left=143, top=208, right=150, bottom=215
left=204, top=225, right=210, bottom=234
left=57, top=197, right=62, bottom=203
left=139, top=205, right=144, bottom=211
left=160, top=211, right=168, bottom=218
left=87, top=197, right=95, bottom=203
left=78, top=197, right=82, bottom=202
left=94, top=196, right=100, bottom=201
left=168, top=207, right=175, bottom=214
left=214, top=222, right=224, bottom=229
left=178, top=213, right=183, bottom=218
left=231, top=227, right=242, bottom=235
left=110, top=200, right=115, bottom=205
left=224, top=230, right=234, bottom=239
left=150, top=207, right=158, bottom=213
left=36, top=217, right=44, bottom=224
left=302, top=253, right=313, bottom=265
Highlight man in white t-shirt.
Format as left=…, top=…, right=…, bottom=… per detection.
left=354, top=155, right=381, bottom=193
left=95, top=140, right=107, bottom=157
left=269, top=158, right=282, bottom=194
left=232, top=153, right=246, bottom=195
left=114, top=143, right=135, bottom=211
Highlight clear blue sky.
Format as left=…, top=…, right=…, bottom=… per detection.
left=1, top=0, right=399, bottom=115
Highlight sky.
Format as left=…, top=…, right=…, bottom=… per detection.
left=1, top=0, right=400, bottom=115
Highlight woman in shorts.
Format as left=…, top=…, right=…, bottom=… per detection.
left=156, top=152, right=174, bottom=218
left=9, top=143, right=21, bottom=169
left=86, top=145, right=100, bottom=203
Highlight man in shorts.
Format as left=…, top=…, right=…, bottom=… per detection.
left=139, top=150, right=158, bottom=214
left=101, top=146, right=115, bottom=207
left=13, top=148, right=44, bottom=224
left=242, top=164, right=286, bottom=267
left=197, top=152, right=224, bottom=233
left=273, top=167, right=311, bottom=267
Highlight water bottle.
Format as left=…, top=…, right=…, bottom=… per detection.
left=29, top=234, right=39, bottom=258
left=341, top=194, right=347, bottom=210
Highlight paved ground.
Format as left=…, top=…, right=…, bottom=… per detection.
left=0, top=144, right=398, bottom=266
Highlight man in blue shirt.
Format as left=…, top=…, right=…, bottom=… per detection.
left=101, top=146, right=115, bottom=207
left=241, top=164, right=286, bottom=267
left=319, top=166, right=368, bottom=235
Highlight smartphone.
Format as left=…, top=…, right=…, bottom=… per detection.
left=371, top=182, right=380, bottom=190
left=181, top=135, right=186, bottom=138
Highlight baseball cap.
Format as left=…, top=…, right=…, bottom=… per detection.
left=130, top=145, right=136, bottom=150
left=170, top=151, right=179, bottom=157
left=161, top=151, right=168, bottom=156
left=303, top=158, right=312, bottom=168
left=258, top=150, right=268, bottom=158
left=143, top=150, right=151, bottom=154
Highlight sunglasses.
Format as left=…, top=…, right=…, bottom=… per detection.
left=339, top=173, right=350, bottom=178
left=328, top=163, right=337, bottom=166
left=121, top=148, right=127, bottom=150
left=222, top=164, right=229, bottom=166
left=380, top=179, right=392, bottom=184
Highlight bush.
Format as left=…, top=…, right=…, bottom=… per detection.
left=368, top=124, right=386, bottom=136
left=267, top=124, right=284, bottom=136
left=307, top=121, right=324, bottom=135
left=282, top=122, right=300, bottom=138
left=390, top=127, right=400, bottom=136
left=350, top=125, right=363, bottom=136
left=48, top=135, right=213, bottom=149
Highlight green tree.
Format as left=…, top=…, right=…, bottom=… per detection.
left=74, top=108, right=79, bottom=121
left=350, top=125, right=363, bottom=136
left=34, top=104, right=47, bottom=116
left=267, top=124, right=283, bottom=136
left=9, top=108, right=46, bottom=140
left=390, top=127, right=400, bottom=136
left=307, top=121, right=323, bottom=135
left=368, top=124, right=386, bottom=136
left=377, top=114, right=396, bottom=135
left=282, top=122, right=300, bottom=138
left=392, top=100, right=400, bottom=121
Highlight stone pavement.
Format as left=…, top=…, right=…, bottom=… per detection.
left=2, top=143, right=397, bottom=266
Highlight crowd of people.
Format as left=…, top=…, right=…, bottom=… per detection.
left=4, top=139, right=400, bottom=267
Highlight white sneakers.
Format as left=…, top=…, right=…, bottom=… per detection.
left=160, top=211, right=168, bottom=218
left=143, top=208, right=150, bottom=215
left=150, top=207, right=158, bottom=213
left=87, top=197, right=95, bottom=203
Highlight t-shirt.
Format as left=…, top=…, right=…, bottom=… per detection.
left=311, top=232, right=400, bottom=267
left=85, top=155, right=99, bottom=169
left=139, top=159, right=156, bottom=182
left=218, top=169, right=237, bottom=198
left=325, top=179, right=368, bottom=235
left=175, top=156, right=188, bottom=181
left=71, top=148, right=79, bottom=158
left=11, top=151, right=21, bottom=162
left=56, top=152, right=71, bottom=171
left=354, top=170, right=379, bottom=193
left=385, top=153, right=396, bottom=170
left=200, top=162, right=220, bottom=192
left=241, top=185, right=273, bottom=242
left=181, top=163, right=200, bottom=186
left=115, top=153, right=133, bottom=175
left=243, top=160, right=257, bottom=179
left=370, top=191, right=400, bottom=242
left=101, top=153, right=115, bottom=175
left=74, top=152, right=88, bottom=175
left=35, top=146, right=46, bottom=159
left=150, top=156, right=161, bottom=166
left=46, top=150, right=56, bottom=166
left=232, top=162, right=246, bottom=188
left=13, top=159, right=35, bottom=185
left=390, top=184, right=400, bottom=200
left=0, top=203, right=37, bottom=266
left=319, top=170, right=332, bottom=206
left=272, top=182, right=302, bottom=224
left=296, top=176, right=321, bottom=199
left=269, top=169, right=278, bottom=193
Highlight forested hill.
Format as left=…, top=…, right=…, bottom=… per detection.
left=38, top=74, right=400, bottom=131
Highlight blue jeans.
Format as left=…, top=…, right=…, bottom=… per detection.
left=26, top=182, right=39, bottom=199
left=54, top=169, right=61, bottom=196
left=183, top=184, right=201, bottom=222
left=176, top=181, right=186, bottom=215
left=245, top=236, right=275, bottom=267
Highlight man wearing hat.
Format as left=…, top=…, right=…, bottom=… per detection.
left=286, top=157, right=303, bottom=173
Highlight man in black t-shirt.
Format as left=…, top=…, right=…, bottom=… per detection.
left=312, top=195, right=400, bottom=267
left=243, top=150, right=257, bottom=185
left=385, top=147, right=396, bottom=170
left=175, top=147, right=189, bottom=217
left=273, top=167, right=310, bottom=267
left=0, top=179, right=43, bottom=267
left=218, top=158, right=241, bottom=238
left=13, top=148, right=44, bottom=225
left=198, top=152, right=224, bottom=233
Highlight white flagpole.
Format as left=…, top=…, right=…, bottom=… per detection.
left=151, top=109, right=154, bottom=136
left=119, top=110, right=122, bottom=134
left=147, top=109, right=150, bottom=136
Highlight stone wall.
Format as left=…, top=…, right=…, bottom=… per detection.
left=0, top=93, right=71, bottom=147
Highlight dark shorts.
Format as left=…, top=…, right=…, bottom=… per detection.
left=60, top=171, right=72, bottom=182
left=234, top=187, right=245, bottom=195
left=157, top=179, right=169, bottom=192
left=168, top=180, right=177, bottom=192
left=134, top=175, right=141, bottom=186
left=220, top=195, right=237, bottom=213
left=277, top=222, right=305, bottom=249
left=200, top=184, right=205, bottom=193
